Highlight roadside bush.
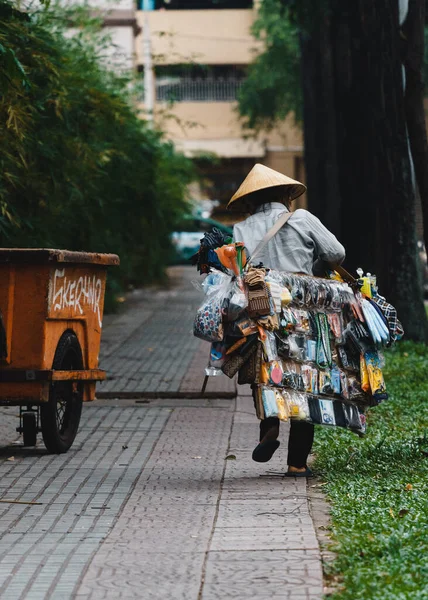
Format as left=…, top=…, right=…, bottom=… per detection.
left=0, top=0, right=194, bottom=306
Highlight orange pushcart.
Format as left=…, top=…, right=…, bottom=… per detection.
left=0, top=249, right=119, bottom=453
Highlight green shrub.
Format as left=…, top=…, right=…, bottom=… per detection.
left=0, top=0, right=194, bottom=303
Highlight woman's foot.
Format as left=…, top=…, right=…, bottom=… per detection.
left=252, top=438, right=280, bottom=462
left=287, top=466, right=307, bottom=474
left=252, top=419, right=280, bottom=463
left=284, top=465, right=314, bottom=477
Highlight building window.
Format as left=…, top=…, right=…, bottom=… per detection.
left=138, top=1, right=253, bottom=9
left=155, top=65, right=246, bottom=102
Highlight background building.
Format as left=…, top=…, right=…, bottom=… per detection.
left=72, top=0, right=305, bottom=219
left=77, top=0, right=138, bottom=71
left=135, top=0, right=306, bottom=221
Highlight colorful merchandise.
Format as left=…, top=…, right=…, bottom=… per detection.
left=193, top=241, right=403, bottom=435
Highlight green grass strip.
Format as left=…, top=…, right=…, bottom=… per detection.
left=314, top=341, right=428, bottom=600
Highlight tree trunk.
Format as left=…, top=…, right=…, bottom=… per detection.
left=300, top=13, right=342, bottom=237
left=301, top=0, right=428, bottom=341
left=337, top=0, right=427, bottom=340
left=402, top=0, right=428, bottom=254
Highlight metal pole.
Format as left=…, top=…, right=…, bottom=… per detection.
left=143, top=4, right=154, bottom=124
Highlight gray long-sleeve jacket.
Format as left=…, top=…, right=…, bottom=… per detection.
left=233, top=202, right=345, bottom=275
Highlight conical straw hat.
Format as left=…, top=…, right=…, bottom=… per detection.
left=227, top=163, right=306, bottom=210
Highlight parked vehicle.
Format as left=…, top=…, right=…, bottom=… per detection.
left=171, top=216, right=233, bottom=263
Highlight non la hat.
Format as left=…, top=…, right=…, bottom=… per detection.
left=227, top=163, right=306, bottom=210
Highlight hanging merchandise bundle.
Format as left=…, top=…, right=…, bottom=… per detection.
left=191, top=228, right=403, bottom=435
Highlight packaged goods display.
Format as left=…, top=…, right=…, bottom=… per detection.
left=192, top=233, right=403, bottom=435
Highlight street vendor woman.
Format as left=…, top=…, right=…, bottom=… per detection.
left=228, top=163, right=346, bottom=476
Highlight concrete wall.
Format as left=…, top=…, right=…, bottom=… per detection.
left=135, top=3, right=306, bottom=210
left=68, top=0, right=134, bottom=9
left=105, top=25, right=136, bottom=70
left=154, top=101, right=245, bottom=139
left=136, top=8, right=261, bottom=65
left=148, top=99, right=306, bottom=207
left=152, top=101, right=302, bottom=145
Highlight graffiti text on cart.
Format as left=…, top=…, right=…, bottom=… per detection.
left=50, top=269, right=103, bottom=326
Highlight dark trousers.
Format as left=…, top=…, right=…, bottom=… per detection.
left=260, top=417, right=314, bottom=469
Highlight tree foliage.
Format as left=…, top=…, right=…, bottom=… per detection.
left=237, top=0, right=302, bottom=130
left=0, top=0, right=194, bottom=304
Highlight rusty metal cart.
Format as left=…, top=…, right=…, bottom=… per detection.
left=0, top=249, right=119, bottom=453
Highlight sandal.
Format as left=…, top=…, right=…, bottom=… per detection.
left=252, top=439, right=280, bottom=463
left=283, top=467, right=314, bottom=478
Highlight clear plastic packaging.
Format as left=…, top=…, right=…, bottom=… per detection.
left=291, top=277, right=305, bottom=306
left=201, top=269, right=230, bottom=295
left=288, top=333, right=306, bottom=361
left=205, top=366, right=223, bottom=376
left=280, top=286, right=292, bottom=307
left=319, top=399, right=336, bottom=425
left=330, top=366, right=342, bottom=395
left=262, top=330, right=279, bottom=362
left=261, top=361, right=284, bottom=386
left=195, top=266, right=393, bottom=435
left=293, top=309, right=311, bottom=333
left=364, top=350, right=387, bottom=398
left=343, top=404, right=365, bottom=432
left=314, top=313, right=332, bottom=368
left=261, top=387, right=279, bottom=418
left=306, top=339, right=317, bottom=362
left=275, top=389, right=289, bottom=421
left=227, top=280, right=248, bottom=321
left=209, top=342, right=226, bottom=369
left=194, top=269, right=233, bottom=342
left=327, top=312, right=344, bottom=343
left=280, top=307, right=297, bottom=334
left=347, top=375, right=364, bottom=400
left=360, top=355, right=370, bottom=393
left=282, top=360, right=300, bottom=389
left=301, top=364, right=318, bottom=394
left=337, top=344, right=360, bottom=372
left=330, top=285, right=343, bottom=311
left=312, top=281, right=328, bottom=309
left=265, top=276, right=282, bottom=313
left=340, top=370, right=349, bottom=399
left=319, top=370, right=334, bottom=395
left=286, top=390, right=310, bottom=420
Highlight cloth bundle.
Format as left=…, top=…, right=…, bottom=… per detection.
left=244, top=267, right=271, bottom=318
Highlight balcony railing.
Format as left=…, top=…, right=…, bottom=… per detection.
left=156, top=77, right=243, bottom=102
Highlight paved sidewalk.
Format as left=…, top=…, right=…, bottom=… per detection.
left=0, top=398, right=323, bottom=600
left=98, top=266, right=235, bottom=398
left=0, top=267, right=325, bottom=599
left=0, top=405, right=170, bottom=599
left=76, top=394, right=323, bottom=600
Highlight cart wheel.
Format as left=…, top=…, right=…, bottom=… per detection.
left=22, top=412, right=37, bottom=447
left=40, top=331, right=84, bottom=454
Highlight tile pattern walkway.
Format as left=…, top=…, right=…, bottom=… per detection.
left=0, top=406, right=169, bottom=600
left=98, top=266, right=235, bottom=398
left=75, top=395, right=323, bottom=600
left=0, top=267, right=324, bottom=599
